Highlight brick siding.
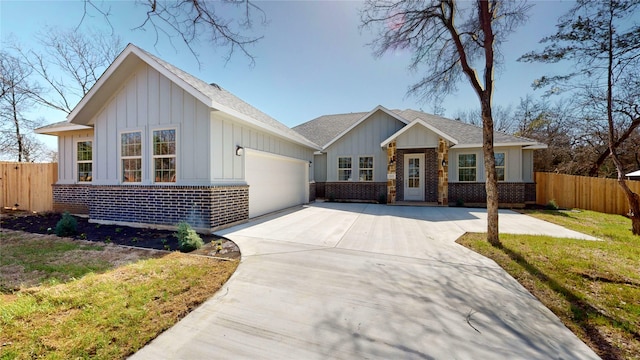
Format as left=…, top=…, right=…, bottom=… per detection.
left=53, top=184, right=91, bottom=214
left=309, top=182, right=316, bottom=202
left=315, top=182, right=326, bottom=198
left=448, top=182, right=536, bottom=206
left=52, top=184, right=248, bottom=231
left=396, top=149, right=438, bottom=202
left=323, top=182, right=387, bottom=202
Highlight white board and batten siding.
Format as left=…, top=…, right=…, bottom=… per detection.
left=57, top=129, right=95, bottom=184
left=448, top=146, right=525, bottom=183
left=86, top=63, right=211, bottom=185
left=395, top=125, right=439, bottom=149
left=325, top=110, right=405, bottom=182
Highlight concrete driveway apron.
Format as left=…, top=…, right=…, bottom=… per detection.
left=130, top=203, right=600, bottom=360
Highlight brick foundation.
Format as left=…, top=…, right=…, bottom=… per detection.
left=309, top=182, right=316, bottom=202
left=51, top=184, right=249, bottom=231
left=323, top=182, right=387, bottom=202
left=53, top=184, right=91, bottom=214
left=315, top=182, right=326, bottom=199
left=448, top=182, right=536, bottom=206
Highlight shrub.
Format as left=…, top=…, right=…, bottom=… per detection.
left=456, top=198, right=465, bottom=207
left=175, top=221, right=204, bottom=252
left=545, top=199, right=559, bottom=210
left=378, top=193, right=387, bottom=204
left=55, top=211, right=77, bottom=237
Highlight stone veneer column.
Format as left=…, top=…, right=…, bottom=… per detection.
left=437, top=138, right=449, bottom=205
left=387, top=140, right=397, bottom=203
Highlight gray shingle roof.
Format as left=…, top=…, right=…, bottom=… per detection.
left=292, top=107, right=539, bottom=149
left=292, top=112, right=368, bottom=148
left=135, top=45, right=316, bottom=148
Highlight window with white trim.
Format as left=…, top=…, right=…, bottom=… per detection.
left=495, top=152, right=505, bottom=181
left=153, top=129, right=176, bottom=183
left=338, top=157, right=352, bottom=181
left=121, top=131, right=142, bottom=183
left=359, top=156, right=373, bottom=181
left=458, top=154, right=477, bottom=182
left=77, top=141, right=92, bottom=182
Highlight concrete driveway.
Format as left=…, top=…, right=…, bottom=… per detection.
left=131, top=203, right=599, bottom=359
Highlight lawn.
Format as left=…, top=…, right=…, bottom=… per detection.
left=0, top=231, right=238, bottom=359
left=457, top=210, right=640, bottom=360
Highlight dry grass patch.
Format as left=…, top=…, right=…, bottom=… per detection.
left=0, top=231, right=238, bottom=359
left=457, top=210, right=639, bottom=360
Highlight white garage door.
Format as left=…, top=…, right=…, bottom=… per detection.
left=245, top=149, right=309, bottom=218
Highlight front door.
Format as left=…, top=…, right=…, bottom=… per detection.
left=404, top=153, right=425, bottom=201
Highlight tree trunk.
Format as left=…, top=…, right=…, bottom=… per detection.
left=11, top=90, right=23, bottom=162
left=482, top=103, right=500, bottom=245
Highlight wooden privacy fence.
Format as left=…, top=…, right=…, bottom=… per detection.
left=0, top=162, right=58, bottom=212
left=535, top=172, right=640, bottom=216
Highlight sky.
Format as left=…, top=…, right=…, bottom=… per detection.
left=0, top=0, right=574, bottom=151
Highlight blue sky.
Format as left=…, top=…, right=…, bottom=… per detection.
left=1, top=0, right=573, bottom=150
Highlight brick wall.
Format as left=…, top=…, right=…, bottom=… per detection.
left=315, top=182, right=326, bottom=198
left=396, top=149, right=438, bottom=202
left=309, top=182, right=316, bottom=202
left=448, top=182, right=536, bottom=206
left=53, top=184, right=91, bottom=214
left=324, top=182, right=387, bottom=202
left=52, top=184, right=249, bottom=231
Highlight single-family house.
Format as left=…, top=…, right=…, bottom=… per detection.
left=36, top=44, right=319, bottom=232
left=37, top=43, right=546, bottom=233
left=293, top=107, right=546, bottom=206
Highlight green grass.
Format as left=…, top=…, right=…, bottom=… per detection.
left=457, top=209, right=640, bottom=360
left=0, top=233, right=238, bottom=359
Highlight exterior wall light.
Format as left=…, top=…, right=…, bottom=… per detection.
left=441, top=159, right=447, bottom=167
left=235, top=145, right=244, bottom=156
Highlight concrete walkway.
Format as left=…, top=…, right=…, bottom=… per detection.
left=131, top=203, right=599, bottom=359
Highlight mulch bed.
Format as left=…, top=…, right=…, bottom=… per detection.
left=0, top=210, right=240, bottom=259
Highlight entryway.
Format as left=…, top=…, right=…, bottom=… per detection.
left=403, top=153, right=424, bottom=201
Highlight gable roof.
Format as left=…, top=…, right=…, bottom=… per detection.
left=35, top=121, right=92, bottom=136
left=380, top=118, right=458, bottom=148
left=65, top=44, right=318, bottom=150
left=293, top=107, right=545, bottom=150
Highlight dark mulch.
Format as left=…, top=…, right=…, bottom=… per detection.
left=0, top=210, right=240, bottom=259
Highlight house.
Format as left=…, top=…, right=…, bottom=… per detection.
left=36, top=44, right=319, bottom=232
left=627, top=170, right=640, bottom=181
left=293, top=107, right=546, bottom=206
left=37, top=43, right=546, bottom=233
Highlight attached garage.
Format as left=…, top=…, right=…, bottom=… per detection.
left=245, top=149, right=309, bottom=218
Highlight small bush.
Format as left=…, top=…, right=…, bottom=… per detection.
left=175, top=221, right=204, bottom=252
left=545, top=199, right=559, bottom=210
left=456, top=198, right=465, bottom=207
left=378, top=193, right=387, bottom=204
left=55, top=211, right=78, bottom=237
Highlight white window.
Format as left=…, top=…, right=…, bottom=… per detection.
left=359, top=156, right=373, bottom=181
left=495, top=152, right=505, bottom=181
left=153, top=129, right=176, bottom=183
left=121, top=131, right=142, bottom=183
left=338, top=157, right=352, bottom=181
left=458, top=154, right=477, bottom=182
left=76, top=140, right=92, bottom=182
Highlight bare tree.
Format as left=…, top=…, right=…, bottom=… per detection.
left=362, top=0, right=531, bottom=245
left=521, top=0, right=640, bottom=235
left=0, top=52, right=45, bottom=162
left=454, top=104, right=515, bottom=133
left=11, top=28, right=122, bottom=114
left=81, top=0, right=266, bottom=66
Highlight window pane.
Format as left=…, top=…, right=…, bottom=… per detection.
left=122, top=159, right=142, bottom=182
left=496, top=167, right=505, bottom=181
left=77, top=141, right=92, bottom=161
left=338, top=157, right=351, bottom=169
left=338, top=169, right=351, bottom=181
left=495, top=153, right=505, bottom=167
left=122, top=132, right=142, bottom=157
left=155, top=157, right=176, bottom=182
left=78, top=163, right=92, bottom=182
left=459, top=168, right=476, bottom=182
left=153, top=129, right=176, bottom=156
